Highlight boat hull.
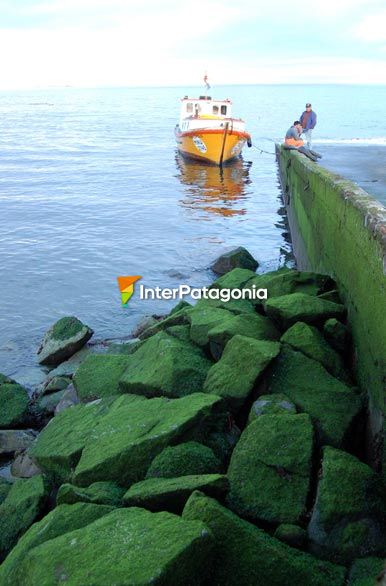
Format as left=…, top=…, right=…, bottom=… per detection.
left=175, top=127, right=250, bottom=165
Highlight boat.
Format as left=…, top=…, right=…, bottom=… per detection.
left=175, top=94, right=252, bottom=166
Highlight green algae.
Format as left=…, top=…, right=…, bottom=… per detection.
left=146, top=441, right=222, bottom=478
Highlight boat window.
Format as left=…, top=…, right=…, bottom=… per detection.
left=186, top=103, right=193, bottom=113
left=221, top=105, right=227, bottom=115
left=213, top=105, right=219, bottom=114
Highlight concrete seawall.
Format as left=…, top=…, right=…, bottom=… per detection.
left=276, top=144, right=386, bottom=469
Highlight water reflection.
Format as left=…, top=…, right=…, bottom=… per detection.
left=175, top=153, right=252, bottom=219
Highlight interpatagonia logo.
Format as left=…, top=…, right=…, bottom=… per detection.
left=117, top=276, right=142, bottom=306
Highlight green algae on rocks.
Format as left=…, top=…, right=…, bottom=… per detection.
left=211, top=246, right=259, bottom=275
left=73, top=354, right=133, bottom=401
left=56, top=481, right=125, bottom=507
left=265, top=292, right=346, bottom=330
left=146, top=441, right=222, bottom=478
left=0, top=382, right=30, bottom=428
left=348, top=557, right=385, bottom=585
left=247, top=393, right=296, bottom=423
left=37, top=316, right=93, bottom=366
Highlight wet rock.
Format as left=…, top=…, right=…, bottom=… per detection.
left=119, top=331, right=212, bottom=399
left=37, top=389, right=67, bottom=414
left=203, top=335, right=280, bottom=410
left=54, top=384, right=80, bottom=414
left=41, top=375, right=71, bottom=396
left=10, top=452, right=41, bottom=478
left=131, top=315, right=161, bottom=338
left=138, top=307, right=191, bottom=340
left=0, top=383, right=30, bottom=429
left=106, top=339, right=143, bottom=355
left=47, top=346, right=91, bottom=377
left=265, top=346, right=362, bottom=448
left=0, top=429, right=38, bottom=456
left=188, top=307, right=234, bottom=347
left=30, top=393, right=224, bottom=486
left=265, top=293, right=346, bottom=330
left=208, top=312, right=280, bottom=360
left=324, top=317, right=351, bottom=354
left=56, top=481, right=125, bottom=507
left=7, top=507, right=213, bottom=586
left=227, top=414, right=313, bottom=524
left=146, top=441, right=222, bottom=478
left=308, top=446, right=386, bottom=563
left=0, top=502, right=115, bottom=584
left=247, top=393, right=296, bottom=423
left=0, top=475, right=49, bottom=560
left=73, top=354, right=133, bottom=401
left=274, top=524, right=307, bottom=549
left=37, top=316, right=93, bottom=366
left=123, top=474, right=229, bottom=513
left=211, top=247, right=259, bottom=275
left=182, top=491, right=345, bottom=586
left=348, top=557, right=385, bottom=585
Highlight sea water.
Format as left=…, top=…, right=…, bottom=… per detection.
left=0, top=84, right=385, bottom=381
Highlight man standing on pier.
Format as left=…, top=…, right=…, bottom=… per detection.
left=300, top=103, right=317, bottom=148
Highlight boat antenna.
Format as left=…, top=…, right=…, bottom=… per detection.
left=203, top=73, right=210, bottom=98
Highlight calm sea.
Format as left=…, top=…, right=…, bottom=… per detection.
left=1, top=84, right=385, bottom=383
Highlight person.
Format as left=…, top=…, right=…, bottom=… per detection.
left=300, top=103, right=317, bottom=148
left=283, top=121, right=322, bottom=162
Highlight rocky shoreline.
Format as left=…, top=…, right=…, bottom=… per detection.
left=0, top=248, right=385, bottom=585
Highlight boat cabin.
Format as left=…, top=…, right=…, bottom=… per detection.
left=179, top=96, right=232, bottom=126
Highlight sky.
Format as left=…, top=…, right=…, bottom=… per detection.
left=1, top=0, right=386, bottom=89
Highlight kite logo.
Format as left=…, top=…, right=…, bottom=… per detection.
left=117, top=276, right=142, bottom=306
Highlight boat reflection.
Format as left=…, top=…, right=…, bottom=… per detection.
left=175, top=154, right=252, bottom=219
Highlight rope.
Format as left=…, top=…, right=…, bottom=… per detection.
left=250, top=144, right=276, bottom=156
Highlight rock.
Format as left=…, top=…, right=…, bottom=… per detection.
left=56, top=481, right=125, bottom=506
left=10, top=452, right=41, bottom=478
left=274, top=524, right=307, bottom=549
left=0, top=479, right=11, bottom=505
left=210, top=267, right=258, bottom=291
left=227, top=414, right=313, bottom=525
left=138, top=307, right=191, bottom=340
left=8, top=507, right=213, bottom=585
left=0, top=374, right=16, bottom=385
left=0, top=383, right=30, bottom=429
left=47, top=346, right=91, bottom=377
left=208, top=312, right=280, bottom=360
left=164, top=324, right=192, bottom=344
left=0, top=503, right=115, bottom=585
left=37, top=316, right=93, bottom=366
left=37, top=389, right=67, bottom=414
left=211, top=247, right=259, bottom=275
left=265, top=293, right=346, bottom=330
left=54, top=384, right=80, bottom=414
left=41, top=375, right=71, bottom=395
left=318, top=289, right=342, bottom=304
left=106, top=340, right=143, bottom=355
left=324, top=317, right=351, bottom=354
left=146, top=441, right=222, bottom=478
left=348, top=557, right=385, bottom=585
left=194, top=295, right=256, bottom=315
left=131, top=315, right=161, bottom=338
left=0, top=475, right=49, bottom=560
left=308, top=446, right=386, bottom=563
left=123, top=474, right=229, bottom=513
left=265, top=346, right=362, bottom=447
left=188, top=307, right=234, bottom=347
left=30, top=392, right=224, bottom=486
left=0, top=429, right=38, bottom=456
left=281, top=321, right=349, bottom=381
left=169, top=300, right=192, bottom=315
left=247, top=393, right=296, bottom=423
left=119, top=331, right=212, bottom=399
left=182, top=491, right=345, bottom=586
left=73, top=354, right=133, bottom=401
left=203, top=335, right=280, bottom=410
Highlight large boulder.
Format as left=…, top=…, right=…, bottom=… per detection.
left=123, top=474, right=229, bottom=513
left=73, top=354, right=133, bottom=401
left=265, top=346, right=362, bottom=447
left=247, top=393, right=296, bottom=424
left=0, top=429, right=38, bottom=456
left=203, top=335, right=280, bottom=410
left=211, top=247, right=258, bottom=275
left=265, top=292, right=346, bottom=330
left=188, top=307, right=234, bottom=347
left=0, top=475, right=49, bottom=560
left=57, top=481, right=125, bottom=506
left=146, top=441, right=222, bottom=478
left=119, top=331, right=212, bottom=399
left=182, top=491, right=345, bottom=586
left=30, top=393, right=224, bottom=486
left=37, top=316, right=93, bottom=366
left=308, top=447, right=386, bottom=563
left=227, top=414, right=313, bottom=524
left=7, top=507, right=214, bottom=585
left=0, top=383, right=30, bottom=428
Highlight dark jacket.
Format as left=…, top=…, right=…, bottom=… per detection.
left=300, top=110, right=317, bottom=130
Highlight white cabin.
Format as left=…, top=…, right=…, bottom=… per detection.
left=179, top=96, right=232, bottom=127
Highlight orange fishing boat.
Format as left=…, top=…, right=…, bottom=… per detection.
left=175, top=93, right=252, bottom=166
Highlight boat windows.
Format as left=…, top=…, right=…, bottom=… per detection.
left=186, top=103, right=193, bottom=113
left=213, top=105, right=219, bottom=114
left=221, top=105, right=227, bottom=115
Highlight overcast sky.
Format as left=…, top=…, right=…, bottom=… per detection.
left=1, top=0, right=386, bottom=89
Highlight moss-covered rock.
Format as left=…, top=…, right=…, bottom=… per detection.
left=41, top=376, right=71, bottom=395
left=188, top=307, right=234, bottom=347
left=0, top=475, right=49, bottom=560
left=57, top=481, right=126, bottom=506
left=9, top=507, right=214, bottom=585
left=247, top=393, right=296, bottom=423
left=146, top=441, right=222, bottom=478
left=138, top=307, right=191, bottom=340
left=73, top=354, right=133, bottom=401
left=31, top=392, right=224, bottom=486
left=123, top=474, right=229, bottom=513
left=203, top=335, right=280, bottom=410
left=208, top=312, right=280, bottom=360
left=119, top=331, right=212, bottom=398
left=0, top=503, right=114, bottom=585
left=0, top=429, right=38, bottom=456
left=265, top=346, right=362, bottom=447
left=265, top=293, right=346, bottom=330
left=210, top=267, right=258, bottom=291
left=308, top=447, right=386, bottom=563
left=182, top=491, right=345, bottom=585
left=324, top=317, right=351, bottom=354
left=211, top=247, right=259, bottom=275
left=348, top=557, right=385, bottom=585
left=0, top=478, right=11, bottom=505
left=281, top=321, right=349, bottom=381
left=274, top=524, right=307, bottom=549
left=37, top=316, right=93, bottom=366
left=37, top=389, right=67, bottom=414
left=194, top=296, right=256, bottom=315
left=0, top=383, right=30, bottom=428
left=227, top=414, right=313, bottom=524
left=164, top=324, right=192, bottom=344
